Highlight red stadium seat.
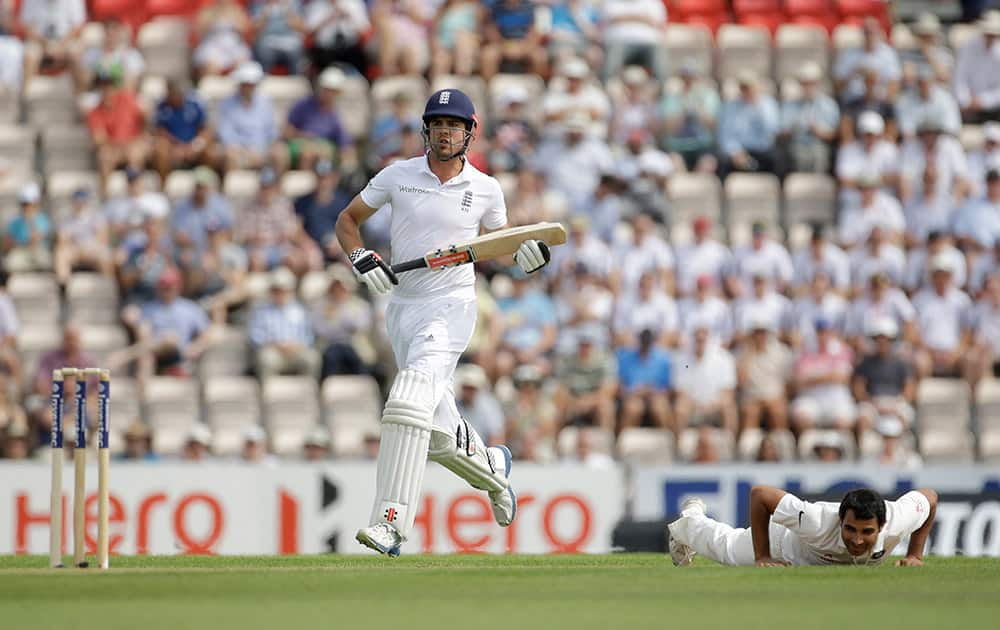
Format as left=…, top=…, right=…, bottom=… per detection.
left=784, top=0, right=841, bottom=34
left=91, top=0, right=148, bottom=34
left=670, top=0, right=731, bottom=35
left=735, top=0, right=786, bottom=37
left=835, top=0, right=891, bottom=33
left=145, top=0, right=199, bottom=19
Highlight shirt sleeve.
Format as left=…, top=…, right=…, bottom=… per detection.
left=883, top=491, right=931, bottom=539
left=480, top=178, right=508, bottom=230
left=359, top=163, right=395, bottom=209
left=772, top=493, right=831, bottom=540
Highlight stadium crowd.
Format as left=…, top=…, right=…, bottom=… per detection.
left=0, top=0, right=999, bottom=469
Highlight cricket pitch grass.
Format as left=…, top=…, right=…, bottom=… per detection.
left=2, top=555, right=999, bottom=630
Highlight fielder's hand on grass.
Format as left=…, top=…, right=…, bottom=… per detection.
left=895, top=556, right=923, bottom=567
left=350, top=248, right=398, bottom=295
left=514, top=239, right=550, bottom=274
left=754, top=557, right=789, bottom=567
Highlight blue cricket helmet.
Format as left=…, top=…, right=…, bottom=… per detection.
left=422, top=89, right=477, bottom=130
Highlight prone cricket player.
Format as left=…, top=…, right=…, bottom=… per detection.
left=334, top=88, right=551, bottom=556
left=668, top=485, right=938, bottom=566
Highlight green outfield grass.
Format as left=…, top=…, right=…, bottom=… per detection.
left=2, top=555, right=999, bottom=630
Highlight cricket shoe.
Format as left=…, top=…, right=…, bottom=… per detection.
left=356, top=522, right=402, bottom=557
left=668, top=497, right=707, bottom=567
left=488, top=445, right=517, bottom=527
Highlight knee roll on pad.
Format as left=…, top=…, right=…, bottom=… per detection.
left=428, top=419, right=507, bottom=494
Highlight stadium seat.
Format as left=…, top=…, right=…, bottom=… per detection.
left=671, top=0, right=731, bottom=35
left=25, top=76, right=78, bottom=127
left=724, top=172, right=782, bottom=242
left=733, top=0, right=785, bottom=36
left=67, top=273, right=120, bottom=326
left=137, top=18, right=192, bottom=80
left=203, top=376, right=261, bottom=455
left=47, top=171, right=101, bottom=216
left=916, top=378, right=971, bottom=432
left=677, top=427, right=735, bottom=462
left=145, top=377, right=202, bottom=455
left=785, top=0, right=840, bottom=34
left=716, top=24, right=773, bottom=81
left=0, top=171, right=32, bottom=225
left=832, top=24, right=864, bottom=50
left=8, top=273, right=60, bottom=325
left=198, top=326, right=250, bottom=377
left=890, top=23, right=916, bottom=52
left=975, top=379, right=1000, bottom=462
left=196, top=75, right=236, bottom=119
left=322, top=375, right=382, bottom=457
left=783, top=172, right=837, bottom=234
left=617, top=427, right=674, bottom=466
left=108, top=377, right=142, bottom=452
left=960, top=125, right=985, bottom=154
left=164, top=169, right=196, bottom=201
left=0, top=125, right=37, bottom=172
left=720, top=76, right=776, bottom=100
left=775, top=24, right=830, bottom=82
left=298, top=269, right=329, bottom=305
left=949, top=23, right=981, bottom=52
left=259, top=75, right=311, bottom=127
left=76, top=324, right=129, bottom=367
left=336, top=74, right=372, bottom=142
left=280, top=170, right=317, bottom=200
left=41, top=126, right=95, bottom=174
left=222, top=169, right=260, bottom=208
left=138, top=75, right=167, bottom=114
left=243, top=272, right=272, bottom=304
left=667, top=172, right=723, bottom=230
left=263, top=376, right=321, bottom=455
left=918, top=428, right=975, bottom=463
left=146, top=0, right=199, bottom=18
left=737, top=428, right=796, bottom=461
left=835, top=0, right=891, bottom=33
left=106, top=169, right=161, bottom=199
left=16, top=324, right=61, bottom=388
left=797, top=429, right=857, bottom=461
left=663, top=24, right=715, bottom=77
left=557, top=426, right=615, bottom=458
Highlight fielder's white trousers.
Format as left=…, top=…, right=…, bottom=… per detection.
left=669, top=512, right=801, bottom=566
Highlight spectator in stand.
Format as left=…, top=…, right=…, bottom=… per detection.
left=503, top=364, right=558, bottom=463
left=903, top=167, right=958, bottom=246
left=778, top=62, right=839, bottom=173
left=185, top=219, right=249, bottom=323
left=86, top=71, right=149, bottom=195
left=610, top=212, right=674, bottom=296
left=899, top=116, right=971, bottom=205
left=845, top=271, right=917, bottom=353
left=542, top=56, right=611, bottom=130
left=789, top=318, right=855, bottom=434
left=372, top=0, right=432, bottom=75
left=455, top=363, right=506, bottom=446
left=250, top=0, right=307, bottom=74
left=902, top=231, right=966, bottom=295
left=248, top=267, right=321, bottom=379
left=967, top=123, right=1000, bottom=198
left=303, top=0, right=370, bottom=77
left=900, top=13, right=953, bottom=84
left=792, top=224, right=850, bottom=295
left=369, top=91, right=423, bottom=170
left=312, top=264, right=371, bottom=378
left=1, top=423, right=29, bottom=460
left=545, top=0, right=601, bottom=70
left=755, top=434, right=783, bottom=463
left=717, top=72, right=780, bottom=179
left=302, top=426, right=331, bottom=461
left=553, top=332, right=617, bottom=432
left=548, top=214, right=611, bottom=281
left=117, top=197, right=174, bottom=306
left=675, top=217, right=730, bottom=297
left=732, top=272, right=794, bottom=347
left=215, top=61, right=282, bottom=172
left=120, top=422, right=159, bottom=462
left=154, top=81, right=213, bottom=179
left=613, top=270, right=678, bottom=348
left=725, top=222, right=794, bottom=298
left=675, top=326, right=737, bottom=434
left=29, top=324, right=94, bottom=443
left=480, top=0, right=547, bottom=79
left=19, top=0, right=85, bottom=77
left=690, top=427, right=722, bottom=464
left=486, top=86, right=539, bottom=174
left=867, top=416, right=922, bottom=469
left=659, top=61, right=719, bottom=173
left=430, top=0, right=481, bottom=77
left=554, top=262, right=614, bottom=356
left=790, top=271, right=848, bottom=352
left=838, top=173, right=906, bottom=250
left=970, top=240, right=1000, bottom=297
left=563, top=427, right=615, bottom=468
left=103, top=168, right=153, bottom=244
left=970, top=273, right=1000, bottom=382
left=835, top=111, right=900, bottom=206
left=852, top=317, right=916, bottom=433
left=838, top=62, right=898, bottom=144
left=911, top=255, right=973, bottom=379
left=811, top=431, right=846, bottom=463
left=193, top=0, right=252, bottom=77
left=238, top=166, right=323, bottom=275
left=833, top=17, right=902, bottom=103
left=954, top=169, right=1000, bottom=253
left=954, top=10, right=1000, bottom=123
left=294, top=159, right=351, bottom=261
left=181, top=424, right=213, bottom=462
left=76, top=18, right=145, bottom=95
left=896, top=67, right=961, bottom=141
left=599, top=0, right=666, bottom=81
left=617, top=328, right=673, bottom=431
left=609, top=66, right=659, bottom=147
left=3, top=182, right=52, bottom=273
left=54, top=188, right=113, bottom=285
left=678, top=275, right=733, bottom=346
left=737, top=318, right=792, bottom=433
left=284, top=67, right=355, bottom=172
left=532, top=111, right=613, bottom=213
left=171, top=166, right=234, bottom=264
left=848, top=227, right=906, bottom=291
left=0, top=1, right=25, bottom=93
left=239, top=426, right=276, bottom=465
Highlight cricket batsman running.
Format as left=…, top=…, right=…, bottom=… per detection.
left=335, top=88, right=551, bottom=556
left=668, top=485, right=938, bottom=567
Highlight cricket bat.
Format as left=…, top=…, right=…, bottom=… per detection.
left=391, top=222, right=567, bottom=274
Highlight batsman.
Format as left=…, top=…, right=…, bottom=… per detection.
left=335, top=88, right=551, bottom=556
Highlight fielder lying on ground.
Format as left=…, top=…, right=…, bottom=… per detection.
left=668, top=485, right=938, bottom=566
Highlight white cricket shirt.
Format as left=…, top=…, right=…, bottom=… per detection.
left=772, top=491, right=932, bottom=565
left=360, top=156, right=507, bottom=302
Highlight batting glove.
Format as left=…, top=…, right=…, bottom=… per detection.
left=514, top=239, right=550, bottom=274
left=350, top=248, right=398, bottom=295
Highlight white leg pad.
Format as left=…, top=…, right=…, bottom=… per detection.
left=427, top=419, right=508, bottom=494
left=370, top=369, right=435, bottom=538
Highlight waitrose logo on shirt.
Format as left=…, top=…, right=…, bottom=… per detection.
left=399, top=185, right=433, bottom=194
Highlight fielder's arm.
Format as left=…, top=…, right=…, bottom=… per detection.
left=896, top=489, right=938, bottom=567
left=749, top=485, right=789, bottom=567
left=334, top=194, right=379, bottom=254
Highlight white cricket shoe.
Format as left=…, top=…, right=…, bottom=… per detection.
left=668, top=497, right=707, bottom=567
left=488, top=445, right=516, bottom=527
left=356, top=522, right=402, bottom=557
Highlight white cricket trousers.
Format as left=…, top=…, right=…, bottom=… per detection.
left=385, top=294, right=477, bottom=435
left=669, top=512, right=799, bottom=566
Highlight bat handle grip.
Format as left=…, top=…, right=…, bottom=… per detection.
left=391, top=259, right=428, bottom=274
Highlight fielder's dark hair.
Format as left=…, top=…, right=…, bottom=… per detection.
left=839, top=488, right=886, bottom=526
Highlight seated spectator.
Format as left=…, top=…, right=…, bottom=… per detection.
left=838, top=173, right=906, bottom=250
left=611, top=212, right=674, bottom=296
left=303, top=0, right=370, bottom=77
left=717, top=73, right=780, bottom=179
left=675, top=326, right=738, bottom=434
left=835, top=111, right=900, bottom=206
left=755, top=434, right=782, bottom=463
left=811, top=431, right=847, bottom=463
left=852, top=317, right=915, bottom=433
left=248, top=267, right=320, bottom=379
left=480, top=0, right=547, bottom=79
left=895, top=67, right=961, bottom=141
left=294, top=160, right=351, bottom=260
left=599, top=0, right=666, bottom=81
left=792, top=225, right=850, bottom=295
left=54, top=188, right=113, bottom=285
left=866, top=416, right=922, bottom=468
left=122, top=267, right=213, bottom=377
left=899, top=116, right=971, bottom=205
left=239, top=167, right=322, bottom=275
left=675, top=217, right=731, bottom=297
left=103, top=168, right=153, bottom=244
left=790, top=271, right=848, bottom=351
left=302, top=426, right=331, bottom=461
left=848, top=227, right=905, bottom=290
left=181, top=424, right=213, bottom=462
left=839, top=63, right=899, bottom=144
left=215, top=61, right=282, bottom=171
left=554, top=263, right=614, bottom=356
left=659, top=62, right=720, bottom=173
left=833, top=17, right=901, bottom=103
left=1, top=422, right=29, bottom=459
left=903, top=167, right=958, bottom=246
left=970, top=273, right=1000, bottom=382
left=622, top=150, right=673, bottom=225
left=902, top=231, right=966, bottom=294
left=613, top=271, right=678, bottom=348
left=726, top=222, right=794, bottom=298
left=171, top=167, right=234, bottom=264
left=86, top=72, right=148, bottom=194
left=194, top=0, right=252, bottom=77
left=495, top=271, right=556, bottom=379
left=737, top=318, right=792, bottom=433
left=430, top=0, right=481, bottom=77
left=3, top=182, right=52, bottom=273
left=845, top=271, right=917, bottom=352
left=733, top=272, right=794, bottom=346
left=27, top=324, right=92, bottom=443
left=610, top=64, right=659, bottom=145
left=617, top=328, right=673, bottom=430
left=691, top=426, right=722, bottom=464
left=251, top=0, right=306, bottom=74
left=370, top=91, right=423, bottom=170
left=900, top=13, right=953, bottom=84
left=561, top=427, right=615, bottom=468
left=154, top=81, right=213, bottom=179
left=0, top=2, right=24, bottom=93
left=954, top=10, right=1000, bottom=123
left=542, top=57, right=611, bottom=130
left=532, top=111, right=613, bottom=214
left=969, top=240, right=1000, bottom=296
left=312, top=265, right=371, bottom=378
left=778, top=62, right=839, bottom=173
left=552, top=332, right=617, bottom=432
left=119, top=421, right=159, bottom=461
left=489, top=88, right=540, bottom=175
left=76, top=18, right=144, bottom=94
left=547, top=215, right=610, bottom=281
left=284, top=67, right=355, bottom=172
left=455, top=363, right=506, bottom=446
left=545, top=0, right=601, bottom=71
left=186, top=219, right=249, bottom=322
left=117, top=197, right=175, bottom=306
left=955, top=170, right=1000, bottom=256
left=503, top=364, right=558, bottom=462
left=678, top=275, right=733, bottom=346
left=911, top=255, right=973, bottom=378
left=19, top=0, right=85, bottom=77
left=374, top=0, right=433, bottom=75
left=967, top=123, right=1000, bottom=198
left=790, top=319, right=855, bottom=433
left=239, top=425, right=276, bottom=465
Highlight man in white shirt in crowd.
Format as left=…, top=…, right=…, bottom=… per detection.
left=679, top=275, right=733, bottom=347
left=911, top=255, right=973, bottom=378
left=899, top=116, right=971, bottom=204
left=674, top=326, right=737, bottom=434
left=675, top=216, right=731, bottom=297
left=967, top=122, right=1000, bottom=198
left=836, top=111, right=900, bottom=207
left=611, top=212, right=674, bottom=296
left=903, top=231, right=967, bottom=294
left=733, top=272, right=793, bottom=347
left=896, top=66, right=961, bottom=141
left=790, top=271, right=848, bottom=351
left=789, top=318, right=855, bottom=433
left=970, top=272, right=1000, bottom=383
left=725, top=222, right=793, bottom=298
left=542, top=56, right=611, bottom=131
left=848, top=226, right=906, bottom=291
left=669, top=485, right=938, bottom=567
left=845, top=272, right=917, bottom=352
left=838, top=173, right=906, bottom=250
left=954, top=169, right=1000, bottom=253
left=599, top=0, right=667, bottom=81
left=792, top=224, right=850, bottom=295
left=954, top=10, right=1000, bottom=123
left=834, top=17, right=902, bottom=103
